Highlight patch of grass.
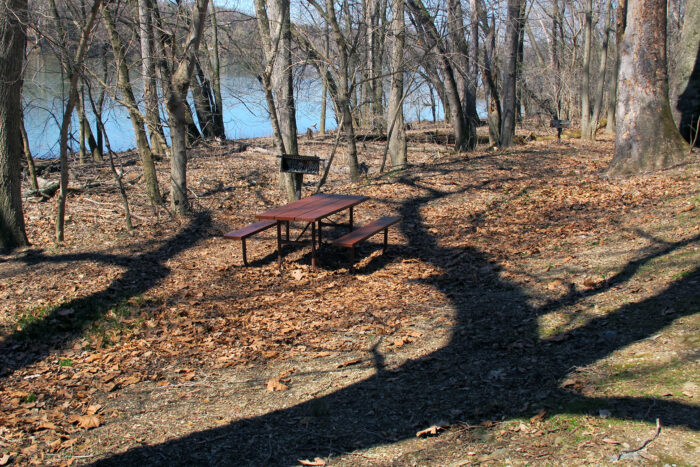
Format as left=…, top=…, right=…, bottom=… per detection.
left=58, top=358, right=74, bottom=367
left=13, top=295, right=154, bottom=346
left=16, top=304, right=60, bottom=332
left=22, top=393, right=37, bottom=404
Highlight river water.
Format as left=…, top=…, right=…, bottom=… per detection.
left=23, top=55, right=449, bottom=158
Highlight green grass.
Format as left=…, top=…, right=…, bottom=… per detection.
left=13, top=295, right=154, bottom=347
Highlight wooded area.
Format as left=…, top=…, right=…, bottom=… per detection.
left=0, top=0, right=698, bottom=464
left=0, top=0, right=698, bottom=249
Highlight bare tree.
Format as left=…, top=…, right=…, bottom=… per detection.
left=48, top=0, right=102, bottom=242
left=158, top=0, right=210, bottom=214
left=102, top=2, right=162, bottom=205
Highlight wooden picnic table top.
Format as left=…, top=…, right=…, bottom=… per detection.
left=255, top=193, right=369, bottom=223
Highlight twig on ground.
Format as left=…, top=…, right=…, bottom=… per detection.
left=615, top=418, right=661, bottom=461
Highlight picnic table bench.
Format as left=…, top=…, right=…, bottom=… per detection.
left=332, top=216, right=401, bottom=264
left=223, top=220, right=277, bottom=266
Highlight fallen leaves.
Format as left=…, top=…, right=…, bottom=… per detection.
left=416, top=424, right=445, bottom=437
left=298, top=458, right=326, bottom=466
left=69, top=415, right=102, bottom=430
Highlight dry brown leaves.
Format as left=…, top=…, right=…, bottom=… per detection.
left=1, top=127, right=698, bottom=464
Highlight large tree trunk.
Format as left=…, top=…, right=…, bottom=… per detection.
left=103, top=4, right=162, bottom=206
left=387, top=0, right=406, bottom=169
left=499, top=0, right=524, bottom=147
left=608, top=0, right=689, bottom=175
left=0, top=0, right=29, bottom=250
left=138, top=0, right=169, bottom=159
left=669, top=0, right=700, bottom=145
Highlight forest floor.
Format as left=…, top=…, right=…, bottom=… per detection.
left=0, top=122, right=699, bottom=466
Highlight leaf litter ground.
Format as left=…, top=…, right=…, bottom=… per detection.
left=0, top=124, right=698, bottom=466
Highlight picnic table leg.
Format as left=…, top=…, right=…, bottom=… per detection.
left=349, top=206, right=354, bottom=231
left=242, top=239, right=248, bottom=267
left=276, top=221, right=283, bottom=268
left=383, top=227, right=388, bottom=254
left=311, top=221, right=318, bottom=269
left=285, top=221, right=290, bottom=241
left=317, top=220, right=322, bottom=247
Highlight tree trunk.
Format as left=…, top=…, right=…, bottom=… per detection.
left=209, top=4, right=226, bottom=139
left=552, top=0, right=563, bottom=118
left=499, top=0, right=523, bottom=147
left=50, top=0, right=102, bottom=242
left=468, top=0, right=480, bottom=128
left=407, top=0, right=473, bottom=152
left=269, top=0, right=301, bottom=200
left=608, top=0, right=689, bottom=175
left=669, top=0, right=700, bottom=145
left=448, top=0, right=478, bottom=143
left=191, top=59, right=217, bottom=139
left=0, top=0, right=29, bottom=250
left=103, top=4, right=162, bottom=206
left=163, top=0, right=209, bottom=214
left=320, top=23, right=329, bottom=135
left=325, top=0, right=361, bottom=180
left=138, top=0, right=168, bottom=159
left=20, top=116, right=39, bottom=192
left=387, top=0, right=406, bottom=169
left=477, top=3, right=501, bottom=144
left=590, top=0, right=613, bottom=136
left=606, top=1, right=619, bottom=135
left=580, top=0, right=594, bottom=139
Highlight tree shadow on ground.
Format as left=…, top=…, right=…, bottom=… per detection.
left=0, top=212, right=213, bottom=377
left=91, top=175, right=699, bottom=466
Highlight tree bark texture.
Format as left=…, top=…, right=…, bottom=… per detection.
left=209, top=4, right=226, bottom=139
left=0, top=0, right=29, bottom=250
left=163, top=0, right=210, bottom=214
left=447, top=0, right=478, bottom=143
left=387, top=0, right=406, bottom=168
left=269, top=0, right=301, bottom=200
left=580, top=0, right=594, bottom=139
left=137, top=0, right=169, bottom=159
left=500, top=0, right=524, bottom=147
left=609, top=0, right=689, bottom=175
left=669, top=0, right=700, bottom=144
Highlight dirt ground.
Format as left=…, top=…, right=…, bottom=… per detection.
left=1, top=123, right=698, bottom=466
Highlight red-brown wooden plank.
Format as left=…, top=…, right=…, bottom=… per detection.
left=332, top=216, right=400, bottom=247
left=295, top=195, right=369, bottom=222
left=223, top=219, right=276, bottom=240
left=255, top=194, right=326, bottom=220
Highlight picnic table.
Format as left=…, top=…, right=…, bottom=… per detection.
left=255, top=193, right=368, bottom=268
